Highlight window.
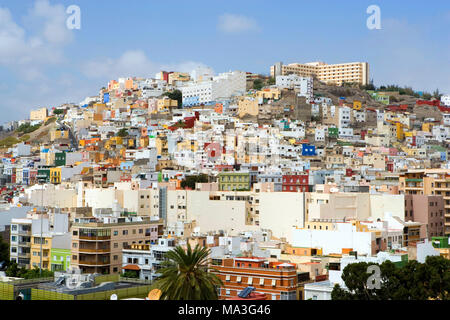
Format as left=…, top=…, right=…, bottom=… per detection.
left=72, top=255, right=77, bottom=260
left=114, top=243, right=118, bottom=248
left=123, top=230, right=128, bottom=235
left=236, top=276, right=242, bottom=283
left=247, top=277, right=253, bottom=285
left=114, top=231, right=118, bottom=236
left=260, top=278, right=265, bottom=286
left=225, top=275, right=230, bottom=282
left=272, top=279, right=276, bottom=286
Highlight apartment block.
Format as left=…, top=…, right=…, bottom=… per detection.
left=121, top=238, right=176, bottom=281
left=399, top=169, right=450, bottom=235
left=214, top=257, right=298, bottom=300
left=404, top=194, right=445, bottom=239
left=270, top=61, right=369, bottom=86
left=71, top=217, right=164, bottom=274
left=9, top=219, right=32, bottom=268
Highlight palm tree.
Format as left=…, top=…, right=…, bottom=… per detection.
left=151, top=244, right=223, bottom=300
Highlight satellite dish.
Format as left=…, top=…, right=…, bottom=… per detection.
left=147, top=289, right=162, bottom=300
left=110, top=294, right=118, bottom=300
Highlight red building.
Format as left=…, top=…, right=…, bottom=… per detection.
left=213, top=257, right=298, bottom=300
left=282, top=173, right=310, bottom=192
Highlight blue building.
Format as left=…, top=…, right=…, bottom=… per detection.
left=301, top=144, right=316, bottom=156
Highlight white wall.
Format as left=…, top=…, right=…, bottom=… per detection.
left=291, top=223, right=375, bottom=255
left=259, top=192, right=305, bottom=243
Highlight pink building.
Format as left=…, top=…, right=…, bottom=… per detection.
left=405, top=195, right=445, bottom=239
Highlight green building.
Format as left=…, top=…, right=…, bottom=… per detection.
left=367, top=91, right=390, bottom=105
left=431, top=237, right=449, bottom=249
left=328, top=127, right=338, bottom=138
left=54, top=152, right=66, bottom=166
left=218, top=172, right=250, bottom=191
left=37, top=169, right=50, bottom=183
left=50, top=248, right=71, bottom=271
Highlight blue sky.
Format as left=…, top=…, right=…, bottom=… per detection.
left=0, top=0, right=449, bottom=124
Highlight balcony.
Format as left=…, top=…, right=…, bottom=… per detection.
left=79, top=235, right=111, bottom=241
left=77, top=260, right=111, bottom=266
left=17, top=230, right=31, bottom=236
left=17, top=252, right=31, bottom=258
left=78, top=248, right=110, bottom=254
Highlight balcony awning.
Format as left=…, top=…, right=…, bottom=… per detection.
left=123, top=264, right=140, bottom=271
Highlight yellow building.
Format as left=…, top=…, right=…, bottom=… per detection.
left=422, top=122, right=434, bottom=132
left=256, top=88, right=281, bottom=100
left=30, top=107, right=48, bottom=121
left=353, top=100, right=362, bottom=110
left=30, top=235, right=52, bottom=270
left=50, top=128, right=69, bottom=141
left=50, top=167, right=62, bottom=184
left=104, top=136, right=123, bottom=150
left=177, top=139, right=198, bottom=152
left=168, top=72, right=190, bottom=85
left=271, top=61, right=369, bottom=86
left=238, top=97, right=259, bottom=117
left=157, top=97, right=178, bottom=112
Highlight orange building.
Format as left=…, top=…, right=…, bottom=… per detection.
left=213, top=257, right=298, bottom=300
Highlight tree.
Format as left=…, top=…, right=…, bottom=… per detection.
left=253, top=79, right=264, bottom=91
left=181, top=174, right=209, bottom=190
left=433, top=89, right=443, bottom=99
left=163, top=90, right=183, bottom=107
left=267, top=77, right=276, bottom=85
left=122, top=271, right=139, bottom=278
left=116, top=128, right=128, bottom=137
left=5, top=262, right=54, bottom=279
left=53, top=109, right=64, bottom=115
left=150, top=244, right=223, bottom=300
left=0, top=235, right=9, bottom=267
left=331, top=256, right=450, bottom=300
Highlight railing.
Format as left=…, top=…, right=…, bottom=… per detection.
left=120, top=277, right=153, bottom=285
left=77, top=261, right=110, bottom=266
left=78, top=248, right=110, bottom=253
left=17, top=252, right=30, bottom=258
left=1, top=277, right=54, bottom=285
left=79, top=236, right=111, bottom=241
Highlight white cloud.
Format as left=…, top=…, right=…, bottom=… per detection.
left=0, top=0, right=72, bottom=80
left=28, top=0, right=73, bottom=44
left=82, top=50, right=215, bottom=81
left=218, top=13, right=260, bottom=34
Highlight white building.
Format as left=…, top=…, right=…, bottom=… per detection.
left=122, top=238, right=176, bottom=281
left=275, top=75, right=313, bottom=99
left=441, top=95, right=450, bottom=107
left=181, top=71, right=246, bottom=107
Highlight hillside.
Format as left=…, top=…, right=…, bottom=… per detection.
left=0, top=117, right=58, bottom=150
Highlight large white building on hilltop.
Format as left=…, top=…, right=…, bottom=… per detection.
left=441, top=95, right=450, bottom=106
left=181, top=71, right=247, bottom=107
left=270, top=61, right=369, bottom=86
